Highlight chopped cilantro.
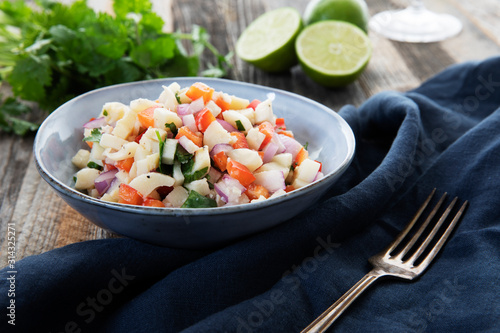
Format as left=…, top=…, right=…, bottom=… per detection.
left=87, top=161, right=103, bottom=170
left=183, top=166, right=208, bottom=183
left=235, top=120, right=245, bottom=131
left=103, top=110, right=108, bottom=116
left=165, top=122, right=177, bottom=136
left=181, top=190, right=217, bottom=208
left=83, top=128, right=102, bottom=143
left=303, top=142, right=309, bottom=150
left=175, top=92, right=182, bottom=104
left=175, top=145, right=192, bottom=164
left=156, top=130, right=166, bottom=174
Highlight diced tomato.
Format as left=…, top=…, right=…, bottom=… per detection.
left=195, top=108, right=216, bottom=133
left=277, top=130, right=294, bottom=138
left=186, top=82, right=214, bottom=104
left=247, top=99, right=261, bottom=110
left=104, top=163, right=117, bottom=171
left=315, top=160, right=322, bottom=172
left=137, top=106, right=158, bottom=128
left=134, top=129, right=147, bottom=143
left=116, top=157, right=134, bottom=173
left=227, top=159, right=255, bottom=187
left=245, top=183, right=270, bottom=200
left=275, top=118, right=286, bottom=130
left=230, top=132, right=249, bottom=149
left=175, top=126, right=203, bottom=147
left=118, top=184, right=143, bottom=206
left=143, top=197, right=165, bottom=207
left=212, top=151, right=228, bottom=172
left=285, top=185, right=295, bottom=193
left=294, top=147, right=309, bottom=167
left=258, top=121, right=274, bottom=149
left=214, top=93, right=231, bottom=111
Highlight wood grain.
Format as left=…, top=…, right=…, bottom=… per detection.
left=1, top=0, right=499, bottom=267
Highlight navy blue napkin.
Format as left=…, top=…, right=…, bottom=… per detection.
left=2, top=57, right=500, bottom=333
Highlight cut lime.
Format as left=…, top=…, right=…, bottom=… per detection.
left=303, top=0, right=370, bottom=33
left=236, top=7, right=303, bottom=72
left=295, top=20, right=371, bottom=87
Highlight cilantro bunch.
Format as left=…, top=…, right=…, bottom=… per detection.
left=0, top=0, right=232, bottom=135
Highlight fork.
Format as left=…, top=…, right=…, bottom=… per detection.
left=301, top=189, right=468, bottom=333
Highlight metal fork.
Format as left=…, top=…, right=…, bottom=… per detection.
left=301, top=189, right=468, bottom=333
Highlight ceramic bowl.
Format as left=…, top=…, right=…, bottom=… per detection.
left=34, top=78, right=355, bottom=248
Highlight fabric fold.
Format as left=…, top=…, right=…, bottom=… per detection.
left=1, top=56, right=499, bottom=333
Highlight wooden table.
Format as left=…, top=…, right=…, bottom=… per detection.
left=1, top=0, right=499, bottom=267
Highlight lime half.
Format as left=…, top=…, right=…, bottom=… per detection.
left=296, top=20, right=371, bottom=87
left=303, top=0, right=370, bottom=33
left=236, top=7, right=303, bottom=72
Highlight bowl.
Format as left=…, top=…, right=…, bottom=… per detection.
left=34, top=78, right=355, bottom=248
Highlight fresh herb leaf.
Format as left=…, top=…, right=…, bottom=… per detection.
left=83, top=128, right=102, bottom=143
left=0, top=96, right=39, bottom=135
left=181, top=190, right=217, bottom=208
left=183, top=166, right=208, bottom=184
left=156, top=130, right=166, bottom=174
left=303, top=142, right=309, bottom=150
left=175, top=145, right=192, bottom=164
left=235, top=120, right=245, bottom=131
left=165, top=122, right=177, bottom=135
left=103, top=110, right=108, bottom=116
left=175, top=92, right=181, bottom=104
left=87, top=161, right=103, bottom=170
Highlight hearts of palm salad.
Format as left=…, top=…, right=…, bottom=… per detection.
left=72, top=82, right=323, bottom=208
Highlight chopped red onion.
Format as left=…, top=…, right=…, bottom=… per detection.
left=210, top=143, right=233, bottom=158
left=177, top=104, right=191, bottom=116
left=216, top=119, right=238, bottom=132
left=182, top=114, right=197, bottom=132
left=189, top=97, right=205, bottom=114
left=271, top=133, right=286, bottom=154
left=94, top=169, right=118, bottom=195
left=313, top=171, right=324, bottom=182
left=254, top=170, right=285, bottom=193
left=278, top=134, right=303, bottom=160
left=207, top=167, right=223, bottom=184
left=214, top=175, right=246, bottom=204
left=261, top=141, right=279, bottom=163
left=84, top=117, right=106, bottom=129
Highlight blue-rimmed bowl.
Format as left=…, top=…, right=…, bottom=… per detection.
left=34, top=78, right=355, bottom=248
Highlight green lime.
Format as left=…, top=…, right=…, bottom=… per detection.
left=304, top=0, right=370, bottom=33
left=295, top=20, right=371, bottom=87
left=236, top=7, right=303, bottom=72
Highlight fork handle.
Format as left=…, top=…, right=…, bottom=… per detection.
left=301, top=270, right=382, bottom=333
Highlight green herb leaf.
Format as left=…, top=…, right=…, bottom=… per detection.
left=235, top=120, right=245, bottom=131
left=156, top=130, right=166, bottom=174
left=0, top=97, right=39, bottom=135
left=181, top=190, right=217, bottom=208
left=183, top=166, right=208, bottom=184
left=83, top=128, right=102, bottom=143
left=175, top=145, right=192, bottom=164
left=87, top=161, right=103, bottom=170
left=165, top=122, right=177, bottom=136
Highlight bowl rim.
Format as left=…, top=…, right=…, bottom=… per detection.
left=33, top=77, right=355, bottom=217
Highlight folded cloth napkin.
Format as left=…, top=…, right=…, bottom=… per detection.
left=2, top=57, right=500, bottom=333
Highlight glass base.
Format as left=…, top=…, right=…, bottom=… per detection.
left=369, top=5, right=462, bottom=43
